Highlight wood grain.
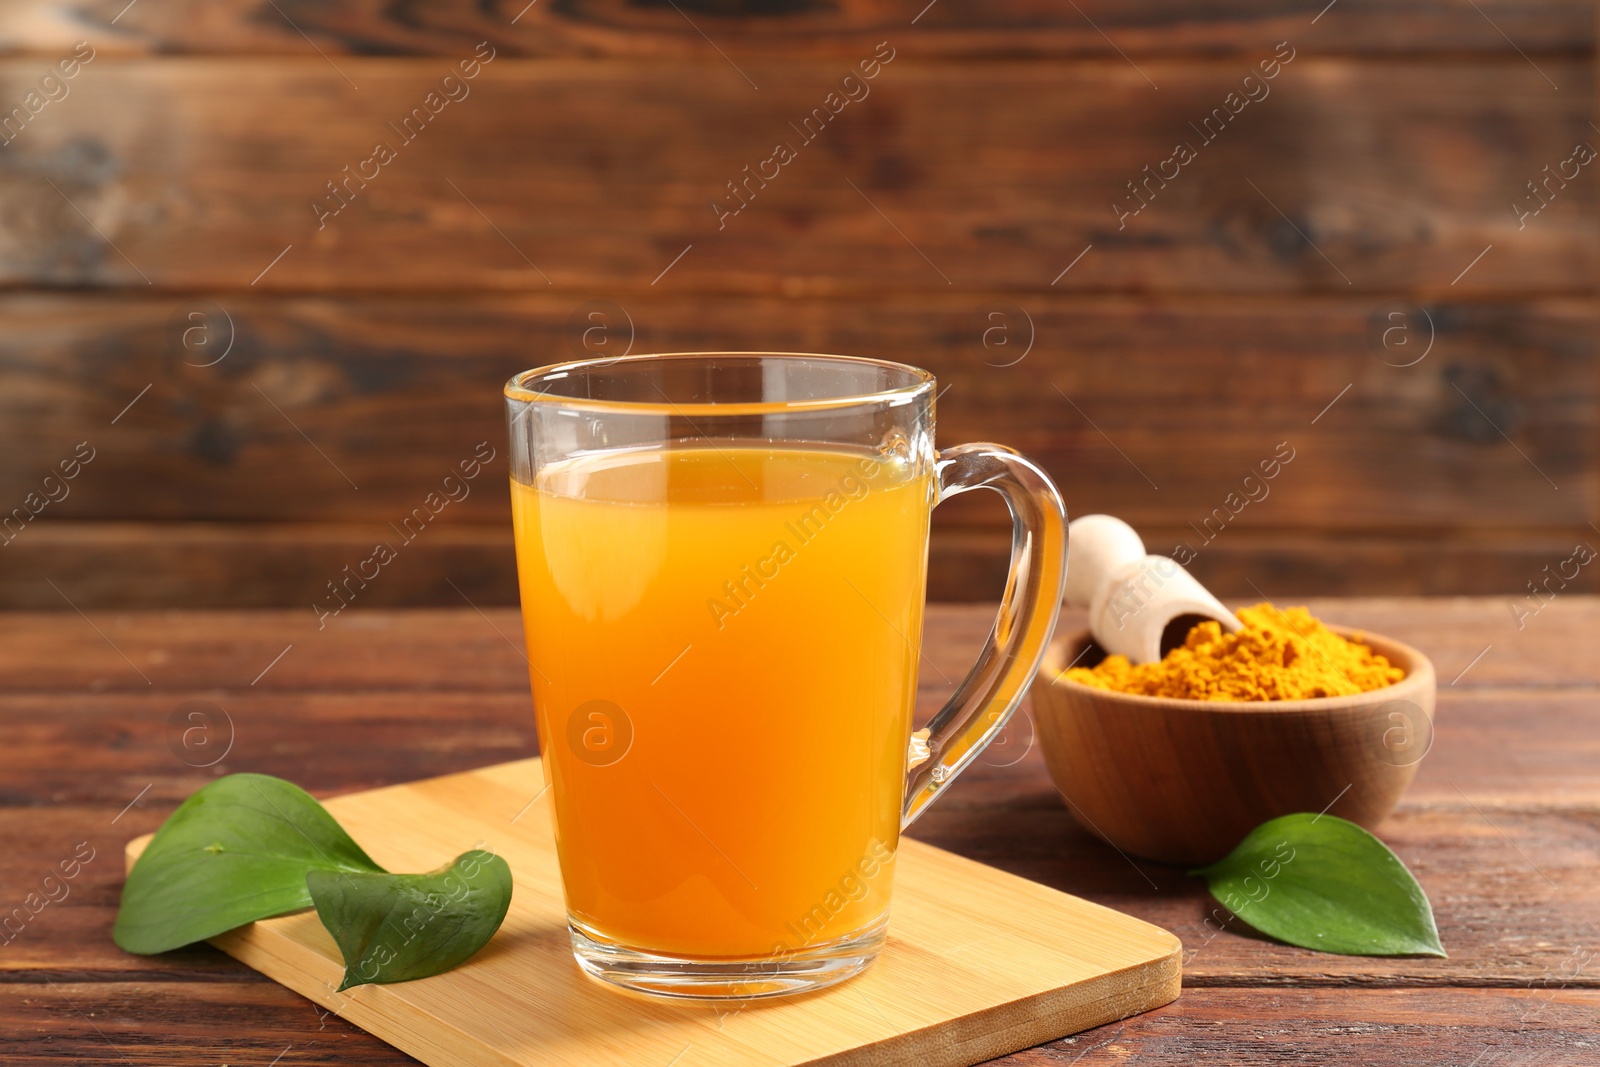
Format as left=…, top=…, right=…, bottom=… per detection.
left=6, top=0, right=1589, bottom=58
left=6, top=985, right=1593, bottom=1067
left=0, top=602, right=1594, bottom=987
left=0, top=292, right=1591, bottom=605
left=1, top=600, right=1596, bottom=1063
left=17, top=796, right=1596, bottom=985
left=0, top=981, right=394, bottom=1064
left=5, top=295, right=1588, bottom=524
left=916, top=802, right=1600, bottom=986
left=6, top=802, right=1597, bottom=1020
left=8, top=983, right=1596, bottom=1066
left=0, top=596, right=1594, bottom=693
left=118, top=759, right=1183, bottom=1067
left=0, top=50, right=1591, bottom=609
left=0, top=61, right=1586, bottom=296
left=11, top=672, right=1600, bottom=812
left=5, top=524, right=1599, bottom=608
left=1022, top=987, right=1600, bottom=1065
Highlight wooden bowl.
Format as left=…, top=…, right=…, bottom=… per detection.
left=1032, top=627, right=1436, bottom=867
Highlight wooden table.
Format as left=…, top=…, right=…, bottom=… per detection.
left=4, top=598, right=1596, bottom=1064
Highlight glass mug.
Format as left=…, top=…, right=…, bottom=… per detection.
left=505, top=353, right=1066, bottom=999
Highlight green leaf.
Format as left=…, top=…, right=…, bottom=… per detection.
left=1192, top=813, right=1446, bottom=957
left=114, top=774, right=385, bottom=954
left=308, top=850, right=512, bottom=991
left=116, top=775, right=514, bottom=990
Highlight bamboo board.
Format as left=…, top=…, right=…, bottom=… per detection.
left=125, top=759, right=1181, bottom=1067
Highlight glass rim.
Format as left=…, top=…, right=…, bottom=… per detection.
left=504, top=351, right=936, bottom=416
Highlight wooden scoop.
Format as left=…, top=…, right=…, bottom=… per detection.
left=1064, top=514, right=1241, bottom=664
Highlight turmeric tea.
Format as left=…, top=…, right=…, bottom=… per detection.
left=1065, top=603, right=1404, bottom=701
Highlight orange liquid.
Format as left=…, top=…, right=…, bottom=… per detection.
left=511, top=445, right=931, bottom=958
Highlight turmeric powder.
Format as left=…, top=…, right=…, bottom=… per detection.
left=1064, top=603, right=1404, bottom=701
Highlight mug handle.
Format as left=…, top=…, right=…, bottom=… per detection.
left=902, top=443, right=1068, bottom=827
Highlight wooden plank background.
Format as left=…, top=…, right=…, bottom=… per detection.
left=0, top=1, right=1594, bottom=607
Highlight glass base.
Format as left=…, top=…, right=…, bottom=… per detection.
left=569, top=915, right=886, bottom=1000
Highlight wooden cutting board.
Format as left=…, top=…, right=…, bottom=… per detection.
left=125, top=759, right=1181, bottom=1067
